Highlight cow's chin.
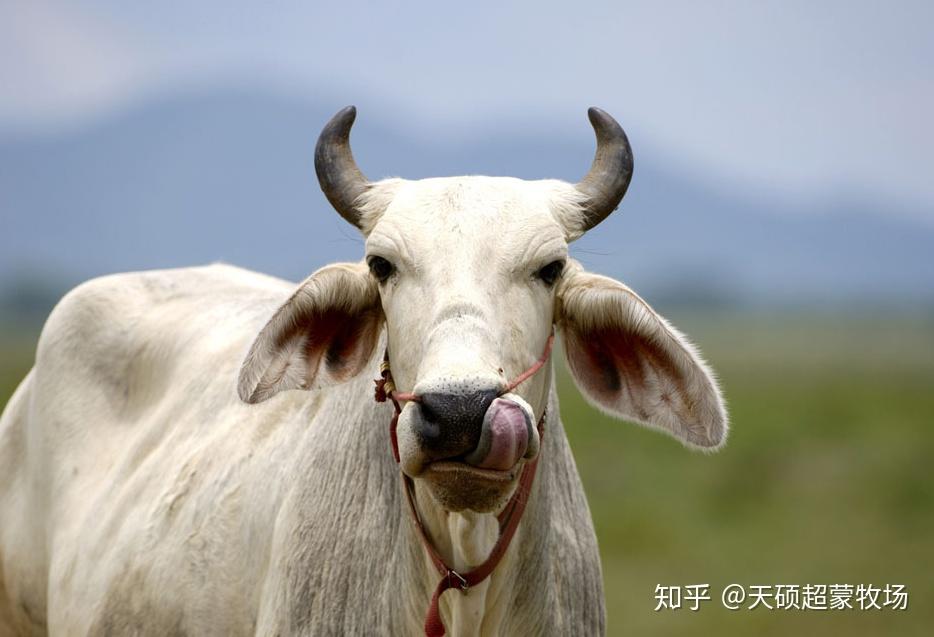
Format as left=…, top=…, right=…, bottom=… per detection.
left=420, top=461, right=520, bottom=513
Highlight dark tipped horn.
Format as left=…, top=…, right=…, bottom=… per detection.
left=314, top=106, right=370, bottom=228
left=575, top=107, right=634, bottom=232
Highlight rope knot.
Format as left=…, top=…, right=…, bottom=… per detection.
left=374, top=359, right=396, bottom=403
left=374, top=378, right=389, bottom=403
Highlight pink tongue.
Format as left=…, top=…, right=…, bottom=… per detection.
left=474, top=397, right=529, bottom=471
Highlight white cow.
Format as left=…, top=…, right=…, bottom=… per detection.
left=0, top=107, right=727, bottom=636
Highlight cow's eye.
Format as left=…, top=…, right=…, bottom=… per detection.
left=536, top=260, right=565, bottom=286
left=367, top=256, right=395, bottom=282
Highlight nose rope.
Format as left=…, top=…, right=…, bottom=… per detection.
left=373, top=329, right=555, bottom=637
left=501, top=331, right=555, bottom=395
left=374, top=330, right=554, bottom=407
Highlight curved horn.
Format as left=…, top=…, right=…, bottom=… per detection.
left=314, top=105, right=370, bottom=228
left=575, top=107, right=634, bottom=232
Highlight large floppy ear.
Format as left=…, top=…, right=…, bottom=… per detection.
left=238, top=262, right=382, bottom=404
left=555, top=262, right=727, bottom=449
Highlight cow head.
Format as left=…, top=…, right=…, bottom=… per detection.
left=239, top=107, right=727, bottom=513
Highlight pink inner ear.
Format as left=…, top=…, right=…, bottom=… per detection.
left=320, top=308, right=382, bottom=380
left=278, top=306, right=381, bottom=385
left=565, top=325, right=690, bottom=423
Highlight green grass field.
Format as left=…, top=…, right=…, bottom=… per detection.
left=559, top=312, right=934, bottom=635
left=1, top=313, right=932, bottom=634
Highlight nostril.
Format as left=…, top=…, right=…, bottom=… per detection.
left=413, top=417, right=441, bottom=444
left=419, top=396, right=442, bottom=426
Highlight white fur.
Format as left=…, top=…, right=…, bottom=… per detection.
left=0, top=175, right=726, bottom=635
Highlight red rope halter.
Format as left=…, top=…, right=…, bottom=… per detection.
left=374, top=331, right=555, bottom=636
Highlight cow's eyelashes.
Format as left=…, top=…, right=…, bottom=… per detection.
left=536, top=260, right=565, bottom=286
left=367, top=256, right=395, bottom=282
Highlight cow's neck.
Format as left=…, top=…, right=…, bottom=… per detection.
left=404, top=381, right=556, bottom=636
left=408, top=489, right=505, bottom=635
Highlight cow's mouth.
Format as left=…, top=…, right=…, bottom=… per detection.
left=420, top=460, right=522, bottom=512
left=396, top=389, right=542, bottom=514
left=425, top=460, right=517, bottom=482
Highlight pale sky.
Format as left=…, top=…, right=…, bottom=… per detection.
left=2, top=0, right=932, bottom=214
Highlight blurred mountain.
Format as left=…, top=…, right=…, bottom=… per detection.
left=1, top=86, right=932, bottom=319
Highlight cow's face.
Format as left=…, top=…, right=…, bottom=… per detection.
left=239, top=107, right=728, bottom=513
left=362, top=177, right=574, bottom=510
